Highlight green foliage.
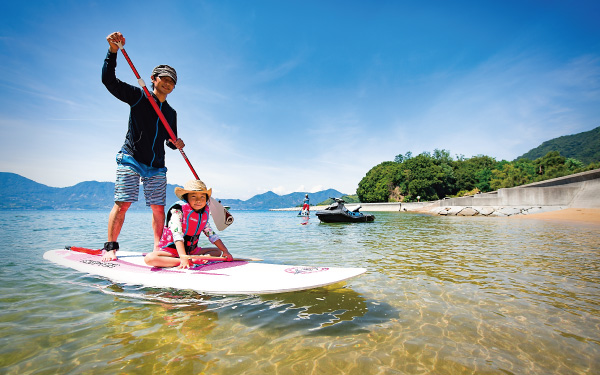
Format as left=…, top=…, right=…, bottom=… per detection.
left=490, top=160, right=535, bottom=190
left=566, top=158, right=584, bottom=171
left=358, top=127, right=600, bottom=202
left=454, top=155, right=496, bottom=192
left=357, top=148, right=598, bottom=203
left=453, top=187, right=481, bottom=198
left=357, top=161, right=403, bottom=202
left=400, top=151, right=455, bottom=201
left=394, top=151, right=412, bottom=163
left=517, top=126, right=600, bottom=164
left=489, top=151, right=592, bottom=190
left=359, top=149, right=458, bottom=202
left=318, top=194, right=360, bottom=206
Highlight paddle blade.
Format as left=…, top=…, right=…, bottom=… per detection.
left=208, top=197, right=234, bottom=231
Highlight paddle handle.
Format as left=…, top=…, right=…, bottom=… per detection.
left=115, top=42, right=199, bottom=180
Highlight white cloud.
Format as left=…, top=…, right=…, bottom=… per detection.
left=387, top=51, right=600, bottom=161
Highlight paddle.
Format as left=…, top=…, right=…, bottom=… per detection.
left=186, top=255, right=263, bottom=262
left=114, top=40, right=234, bottom=230
left=113, top=41, right=199, bottom=179
left=208, top=197, right=234, bottom=231
left=66, top=246, right=261, bottom=262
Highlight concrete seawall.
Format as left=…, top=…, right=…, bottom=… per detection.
left=440, top=168, right=600, bottom=208
left=424, top=168, right=600, bottom=217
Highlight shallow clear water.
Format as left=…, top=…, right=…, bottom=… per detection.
left=1, top=210, right=599, bottom=374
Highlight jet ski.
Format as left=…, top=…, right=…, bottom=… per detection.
left=316, top=198, right=375, bottom=223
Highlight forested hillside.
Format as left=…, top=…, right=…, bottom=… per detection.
left=357, top=149, right=599, bottom=203
left=357, top=126, right=600, bottom=203
left=516, top=126, right=599, bottom=164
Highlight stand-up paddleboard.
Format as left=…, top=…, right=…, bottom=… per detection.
left=43, top=249, right=366, bottom=295
left=208, top=197, right=234, bottom=231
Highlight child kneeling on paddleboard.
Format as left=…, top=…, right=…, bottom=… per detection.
left=144, top=179, right=233, bottom=269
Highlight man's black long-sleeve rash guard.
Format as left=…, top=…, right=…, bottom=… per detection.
left=102, top=51, right=177, bottom=169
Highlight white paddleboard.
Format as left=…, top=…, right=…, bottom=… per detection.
left=43, top=249, right=366, bottom=295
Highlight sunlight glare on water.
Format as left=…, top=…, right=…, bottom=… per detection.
left=0, top=210, right=599, bottom=374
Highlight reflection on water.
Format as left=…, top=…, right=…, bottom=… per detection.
left=1, top=210, right=599, bottom=374
left=99, top=280, right=390, bottom=334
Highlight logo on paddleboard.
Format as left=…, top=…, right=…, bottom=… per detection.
left=285, top=266, right=329, bottom=275
left=81, top=259, right=119, bottom=268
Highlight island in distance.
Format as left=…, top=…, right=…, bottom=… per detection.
left=0, top=172, right=345, bottom=211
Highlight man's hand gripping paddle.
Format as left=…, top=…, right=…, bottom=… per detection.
left=114, top=40, right=233, bottom=230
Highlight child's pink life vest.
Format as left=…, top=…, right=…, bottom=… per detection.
left=159, top=200, right=210, bottom=254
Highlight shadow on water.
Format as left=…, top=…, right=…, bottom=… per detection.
left=98, top=280, right=395, bottom=336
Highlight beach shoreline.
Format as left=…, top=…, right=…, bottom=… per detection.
left=273, top=205, right=600, bottom=225
left=513, top=208, right=600, bottom=225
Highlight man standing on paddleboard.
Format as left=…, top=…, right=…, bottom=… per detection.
left=101, top=31, right=185, bottom=261
left=302, top=194, right=310, bottom=216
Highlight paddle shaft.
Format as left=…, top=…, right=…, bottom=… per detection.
left=186, top=255, right=263, bottom=262
left=115, top=42, right=199, bottom=180
left=66, top=246, right=260, bottom=262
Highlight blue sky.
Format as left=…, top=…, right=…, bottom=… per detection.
left=1, top=1, right=599, bottom=200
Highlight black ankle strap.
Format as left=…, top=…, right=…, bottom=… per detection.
left=104, top=242, right=119, bottom=251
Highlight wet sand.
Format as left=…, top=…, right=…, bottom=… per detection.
left=517, top=208, right=600, bottom=225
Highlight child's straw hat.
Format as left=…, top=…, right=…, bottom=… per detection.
left=174, top=179, right=212, bottom=200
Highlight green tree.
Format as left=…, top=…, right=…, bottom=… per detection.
left=565, top=157, right=585, bottom=172
left=357, top=162, right=402, bottom=202
left=533, top=151, right=566, bottom=179
left=432, top=148, right=452, bottom=164
left=400, top=152, right=454, bottom=201
left=394, top=151, right=412, bottom=164
left=491, top=159, right=535, bottom=189
left=357, top=148, right=598, bottom=203
left=454, top=155, right=497, bottom=192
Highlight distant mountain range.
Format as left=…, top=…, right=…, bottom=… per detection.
left=217, top=189, right=344, bottom=210
left=0, top=172, right=345, bottom=210
left=516, top=125, right=600, bottom=164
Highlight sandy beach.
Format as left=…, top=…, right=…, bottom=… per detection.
left=517, top=208, right=600, bottom=225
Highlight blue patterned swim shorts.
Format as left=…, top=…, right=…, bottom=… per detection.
left=114, top=151, right=167, bottom=206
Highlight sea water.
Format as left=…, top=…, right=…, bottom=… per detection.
left=0, top=210, right=599, bottom=374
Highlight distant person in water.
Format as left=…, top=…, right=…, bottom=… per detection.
left=144, top=179, right=233, bottom=269
left=301, top=194, right=310, bottom=216
left=101, top=31, right=185, bottom=261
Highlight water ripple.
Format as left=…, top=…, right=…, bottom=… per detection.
left=1, top=210, right=599, bottom=374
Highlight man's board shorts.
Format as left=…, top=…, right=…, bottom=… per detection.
left=114, top=151, right=167, bottom=206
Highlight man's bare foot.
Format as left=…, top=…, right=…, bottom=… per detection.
left=101, top=250, right=117, bottom=262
